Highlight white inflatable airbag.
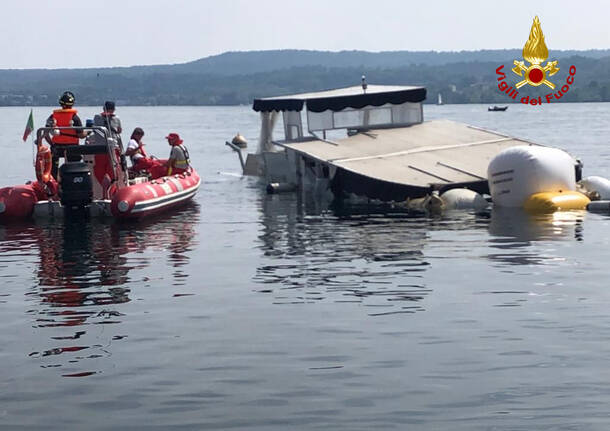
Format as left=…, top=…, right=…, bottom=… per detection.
left=441, top=188, right=488, bottom=211
left=579, top=176, right=610, bottom=200
left=488, top=145, right=576, bottom=207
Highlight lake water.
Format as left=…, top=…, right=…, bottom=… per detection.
left=2, top=103, right=610, bottom=430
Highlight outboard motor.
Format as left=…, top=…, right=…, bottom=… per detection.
left=59, top=161, right=93, bottom=210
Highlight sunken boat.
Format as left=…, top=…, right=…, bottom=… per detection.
left=227, top=82, right=539, bottom=201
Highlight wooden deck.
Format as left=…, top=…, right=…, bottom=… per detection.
left=281, top=120, right=538, bottom=197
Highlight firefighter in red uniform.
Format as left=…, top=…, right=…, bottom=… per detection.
left=44, top=91, right=88, bottom=179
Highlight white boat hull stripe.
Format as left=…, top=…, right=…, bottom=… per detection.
left=145, top=185, right=159, bottom=198
left=129, top=179, right=200, bottom=213
left=168, top=177, right=184, bottom=192
left=131, top=189, right=198, bottom=213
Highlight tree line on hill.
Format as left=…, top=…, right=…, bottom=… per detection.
left=1, top=50, right=609, bottom=106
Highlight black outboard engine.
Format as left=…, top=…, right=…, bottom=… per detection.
left=59, top=161, right=93, bottom=210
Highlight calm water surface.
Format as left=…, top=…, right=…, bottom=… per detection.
left=1, top=104, right=610, bottom=430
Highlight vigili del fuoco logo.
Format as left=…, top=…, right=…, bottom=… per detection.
left=495, top=16, right=576, bottom=106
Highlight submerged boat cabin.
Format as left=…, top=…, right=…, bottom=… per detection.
left=234, top=84, right=533, bottom=201
left=253, top=84, right=425, bottom=146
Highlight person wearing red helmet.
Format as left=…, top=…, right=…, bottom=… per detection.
left=165, top=133, right=190, bottom=176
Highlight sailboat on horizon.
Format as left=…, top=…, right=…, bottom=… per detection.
left=437, top=93, right=443, bottom=105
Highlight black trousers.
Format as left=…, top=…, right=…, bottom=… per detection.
left=51, top=145, right=81, bottom=179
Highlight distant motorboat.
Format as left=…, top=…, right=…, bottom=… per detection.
left=488, top=105, right=508, bottom=112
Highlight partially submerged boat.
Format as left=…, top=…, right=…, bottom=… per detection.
left=0, top=126, right=200, bottom=220
left=227, top=83, right=538, bottom=201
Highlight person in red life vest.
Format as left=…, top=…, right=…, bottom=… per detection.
left=92, top=101, right=124, bottom=187
left=44, top=91, right=88, bottom=179
left=124, top=127, right=165, bottom=178
left=165, top=133, right=191, bottom=176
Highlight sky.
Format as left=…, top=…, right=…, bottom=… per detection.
left=3, top=0, right=610, bottom=69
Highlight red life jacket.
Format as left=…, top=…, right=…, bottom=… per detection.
left=51, top=108, right=79, bottom=145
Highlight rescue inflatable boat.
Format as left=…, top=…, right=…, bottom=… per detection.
left=0, top=126, right=200, bottom=221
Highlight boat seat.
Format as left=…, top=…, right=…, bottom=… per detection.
left=128, top=168, right=151, bottom=181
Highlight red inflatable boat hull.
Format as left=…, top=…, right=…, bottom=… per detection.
left=110, top=170, right=201, bottom=219
left=0, top=171, right=200, bottom=221
left=0, top=182, right=46, bottom=220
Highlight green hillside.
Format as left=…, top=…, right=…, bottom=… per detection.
left=0, top=49, right=608, bottom=106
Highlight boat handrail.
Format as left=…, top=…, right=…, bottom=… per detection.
left=35, top=126, right=127, bottom=189
left=272, top=136, right=334, bottom=148
left=225, top=141, right=246, bottom=171
left=310, top=132, right=339, bottom=146
left=35, top=126, right=112, bottom=143
left=63, top=144, right=111, bottom=156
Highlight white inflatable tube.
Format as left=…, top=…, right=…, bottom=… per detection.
left=440, top=188, right=488, bottom=211
left=579, top=176, right=610, bottom=200
left=488, top=145, right=577, bottom=207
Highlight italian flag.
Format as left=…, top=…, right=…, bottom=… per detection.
left=22, top=109, right=34, bottom=142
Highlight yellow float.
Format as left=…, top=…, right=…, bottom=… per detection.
left=523, top=190, right=590, bottom=213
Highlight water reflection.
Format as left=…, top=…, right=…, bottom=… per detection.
left=255, top=194, right=488, bottom=316
left=31, top=219, right=131, bottom=328
left=0, top=204, right=199, bottom=376
left=256, top=193, right=591, bottom=312
left=487, top=207, right=585, bottom=266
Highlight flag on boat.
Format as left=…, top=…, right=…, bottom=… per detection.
left=22, top=109, right=34, bottom=142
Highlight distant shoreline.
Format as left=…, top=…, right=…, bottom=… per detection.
left=3, top=101, right=609, bottom=109
left=1, top=49, right=609, bottom=106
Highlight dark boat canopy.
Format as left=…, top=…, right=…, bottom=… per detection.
left=253, top=85, right=427, bottom=113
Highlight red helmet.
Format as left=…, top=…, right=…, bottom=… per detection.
left=165, top=133, right=183, bottom=146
